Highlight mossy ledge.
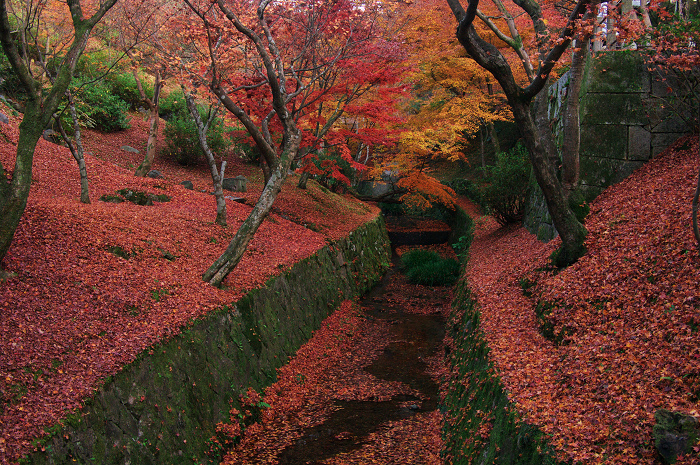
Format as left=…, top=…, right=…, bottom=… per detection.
left=22, top=216, right=391, bottom=465
left=442, top=280, right=564, bottom=465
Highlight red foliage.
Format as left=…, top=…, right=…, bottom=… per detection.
left=0, top=111, right=378, bottom=463
left=465, top=135, right=700, bottom=464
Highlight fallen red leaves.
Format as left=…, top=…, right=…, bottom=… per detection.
left=0, top=110, right=378, bottom=463
left=465, top=135, right=700, bottom=464
left=218, top=266, right=451, bottom=464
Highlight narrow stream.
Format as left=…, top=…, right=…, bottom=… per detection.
left=275, top=257, right=450, bottom=464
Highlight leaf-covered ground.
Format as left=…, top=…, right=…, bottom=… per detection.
left=0, top=110, right=378, bottom=463
left=215, top=243, right=454, bottom=464
left=464, top=135, right=700, bottom=464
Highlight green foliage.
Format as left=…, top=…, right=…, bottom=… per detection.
left=161, top=108, right=229, bottom=166
left=69, top=79, right=130, bottom=132
left=401, top=249, right=460, bottom=286
left=0, top=50, right=22, bottom=96
left=106, top=72, right=151, bottom=110
left=480, top=142, right=530, bottom=226
left=452, top=233, right=473, bottom=262
left=75, top=50, right=125, bottom=79
left=444, top=178, right=485, bottom=209
left=158, top=88, right=187, bottom=120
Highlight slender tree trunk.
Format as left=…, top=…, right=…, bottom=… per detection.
left=68, top=92, right=90, bottom=204
left=183, top=88, right=227, bottom=226
left=479, top=125, right=487, bottom=173
left=134, top=72, right=163, bottom=177
left=298, top=171, right=310, bottom=189
left=562, top=37, right=590, bottom=196
left=203, top=131, right=301, bottom=287
left=55, top=90, right=90, bottom=203
left=488, top=120, right=500, bottom=154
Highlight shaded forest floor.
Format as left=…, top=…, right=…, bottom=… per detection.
left=463, top=135, right=700, bottom=464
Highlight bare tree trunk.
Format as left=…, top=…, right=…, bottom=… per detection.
left=562, top=36, right=590, bottom=196
left=183, top=88, right=227, bottom=226
left=479, top=125, right=487, bottom=173
left=55, top=93, right=91, bottom=203
left=134, top=71, right=163, bottom=177
left=607, top=1, right=618, bottom=49
left=488, top=120, right=500, bottom=154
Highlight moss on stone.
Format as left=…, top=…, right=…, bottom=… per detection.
left=23, top=216, right=391, bottom=465
left=443, top=282, right=563, bottom=465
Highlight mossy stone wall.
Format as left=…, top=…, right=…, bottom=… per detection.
left=524, top=50, right=689, bottom=241
left=23, top=217, right=391, bottom=464
left=442, top=280, right=562, bottom=465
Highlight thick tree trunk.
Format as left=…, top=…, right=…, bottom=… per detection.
left=203, top=132, right=301, bottom=287
left=562, top=37, right=590, bottom=196
left=0, top=103, right=44, bottom=268
left=513, top=98, right=587, bottom=263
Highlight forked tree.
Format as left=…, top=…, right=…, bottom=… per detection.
left=0, top=0, right=118, bottom=275
left=445, top=0, right=594, bottom=265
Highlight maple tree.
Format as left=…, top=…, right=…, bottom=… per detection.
left=172, top=0, right=407, bottom=286
left=106, top=0, right=182, bottom=177
left=443, top=0, right=595, bottom=265
left=0, top=0, right=118, bottom=273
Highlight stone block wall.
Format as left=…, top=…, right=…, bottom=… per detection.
left=524, top=50, right=690, bottom=241
left=24, top=217, right=391, bottom=464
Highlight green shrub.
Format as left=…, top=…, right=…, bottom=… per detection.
left=444, top=178, right=485, bottom=209
left=481, top=142, right=530, bottom=226
left=161, top=109, right=229, bottom=166
left=401, top=249, right=441, bottom=271
left=0, top=50, right=22, bottom=96
left=75, top=50, right=125, bottom=79
left=106, top=72, right=151, bottom=110
left=401, top=249, right=460, bottom=286
left=158, top=88, right=188, bottom=120
left=70, top=79, right=130, bottom=132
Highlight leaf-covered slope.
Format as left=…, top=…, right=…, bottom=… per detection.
left=465, top=135, right=700, bottom=464
left=0, top=109, right=377, bottom=463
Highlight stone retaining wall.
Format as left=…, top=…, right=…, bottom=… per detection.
left=525, top=50, right=689, bottom=241
left=25, top=216, right=391, bottom=464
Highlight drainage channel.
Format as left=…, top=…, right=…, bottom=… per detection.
left=274, top=257, right=451, bottom=464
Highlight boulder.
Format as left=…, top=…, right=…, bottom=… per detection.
left=180, top=180, right=194, bottom=190
left=147, top=170, right=163, bottom=179
left=654, top=408, right=699, bottom=464
left=222, top=175, right=247, bottom=192
left=120, top=145, right=140, bottom=153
